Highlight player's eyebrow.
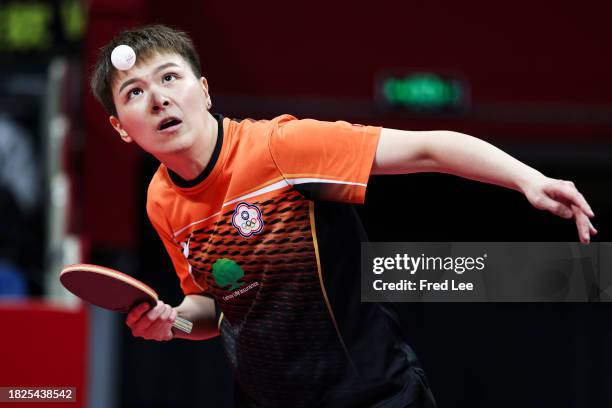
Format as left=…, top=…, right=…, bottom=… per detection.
left=118, top=62, right=181, bottom=94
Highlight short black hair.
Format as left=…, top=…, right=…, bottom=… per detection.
left=90, top=24, right=202, bottom=115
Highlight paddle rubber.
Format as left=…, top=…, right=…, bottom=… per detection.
left=60, top=264, right=157, bottom=312
left=59, top=263, right=193, bottom=334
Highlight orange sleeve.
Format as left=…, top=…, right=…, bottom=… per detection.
left=146, top=201, right=208, bottom=295
left=268, top=116, right=381, bottom=204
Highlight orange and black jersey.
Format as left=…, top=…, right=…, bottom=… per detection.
left=147, top=114, right=434, bottom=407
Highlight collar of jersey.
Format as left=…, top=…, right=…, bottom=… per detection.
left=166, top=113, right=225, bottom=191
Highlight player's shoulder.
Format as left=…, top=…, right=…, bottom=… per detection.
left=147, top=164, right=168, bottom=192
left=227, top=114, right=296, bottom=125
left=145, top=165, right=173, bottom=214
left=226, top=114, right=297, bottom=136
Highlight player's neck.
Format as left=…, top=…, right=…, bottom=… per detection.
left=161, top=112, right=218, bottom=181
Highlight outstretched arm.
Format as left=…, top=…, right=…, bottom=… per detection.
left=372, top=128, right=597, bottom=243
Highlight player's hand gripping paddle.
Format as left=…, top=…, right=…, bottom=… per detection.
left=60, top=263, right=192, bottom=334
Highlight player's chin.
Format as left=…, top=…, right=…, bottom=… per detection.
left=168, top=138, right=194, bottom=154
left=153, top=134, right=193, bottom=155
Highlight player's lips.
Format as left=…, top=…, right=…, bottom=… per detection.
left=157, top=117, right=183, bottom=133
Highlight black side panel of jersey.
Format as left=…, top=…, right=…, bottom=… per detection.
left=312, top=201, right=432, bottom=407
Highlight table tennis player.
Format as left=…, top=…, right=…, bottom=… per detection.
left=90, top=25, right=596, bottom=408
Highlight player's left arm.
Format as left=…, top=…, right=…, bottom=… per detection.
left=371, top=128, right=597, bottom=243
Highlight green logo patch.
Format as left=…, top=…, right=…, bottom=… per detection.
left=212, top=258, right=245, bottom=291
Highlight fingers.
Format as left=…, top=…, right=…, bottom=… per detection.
left=529, top=178, right=599, bottom=243
left=533, top=194, right=573, bottom=219
left=545, top=179, right=599, bottom=243
left=126, top=300, right=175, bottom=341
left=571, top=205, right=592, bottom=244
left=548, top=180, right=594, bottom=218
left=126, top=302, right=152, bottom=327
left=158, top=303, right=173, bottom=324
left=571, top=204, right=599, bottom=244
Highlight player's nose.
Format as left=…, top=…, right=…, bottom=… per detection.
left=150, top=91, right=170, bottom=113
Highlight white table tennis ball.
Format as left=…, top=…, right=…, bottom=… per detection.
left=111, top=45, right=136, bottom=71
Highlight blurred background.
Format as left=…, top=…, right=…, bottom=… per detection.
left=0, top=0, right=611, bottom=407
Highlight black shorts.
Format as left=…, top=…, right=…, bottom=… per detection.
left=232, top=368, right=437, bottom=408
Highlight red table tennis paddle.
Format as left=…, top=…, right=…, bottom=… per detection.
left=60, top=263, right=192, bottom=334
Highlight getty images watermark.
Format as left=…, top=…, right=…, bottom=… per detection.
left=361, top=243, right=612, bottom=302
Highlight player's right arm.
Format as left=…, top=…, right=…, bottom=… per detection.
left=126, top=295, right=219, bottom=341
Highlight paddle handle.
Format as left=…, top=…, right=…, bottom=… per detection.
left=172, top=316, right=193, bottom=334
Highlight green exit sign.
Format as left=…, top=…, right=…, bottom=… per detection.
left=376, top=71, right=469, bottom=113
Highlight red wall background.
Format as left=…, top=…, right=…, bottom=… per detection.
left=0, top=303, right=88, bottom=408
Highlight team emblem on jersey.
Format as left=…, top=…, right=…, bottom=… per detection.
left=231, top=202, right=264, bottom=237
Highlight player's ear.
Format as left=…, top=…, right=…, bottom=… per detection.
left=200, top=77, right=212, bottom=110
left=200, top=76, right=209, bottom=92
left=109, top=115, right=133, bottom=143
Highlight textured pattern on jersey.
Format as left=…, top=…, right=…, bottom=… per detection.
left=185, top=189, right=350, bottom=406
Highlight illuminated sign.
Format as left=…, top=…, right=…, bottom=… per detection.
left=376, top=71, right=469, bottom=113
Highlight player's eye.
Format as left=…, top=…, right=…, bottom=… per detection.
left=163, top=73, right=178, bottom=83
left=127, top=88, right=143, bottom=99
